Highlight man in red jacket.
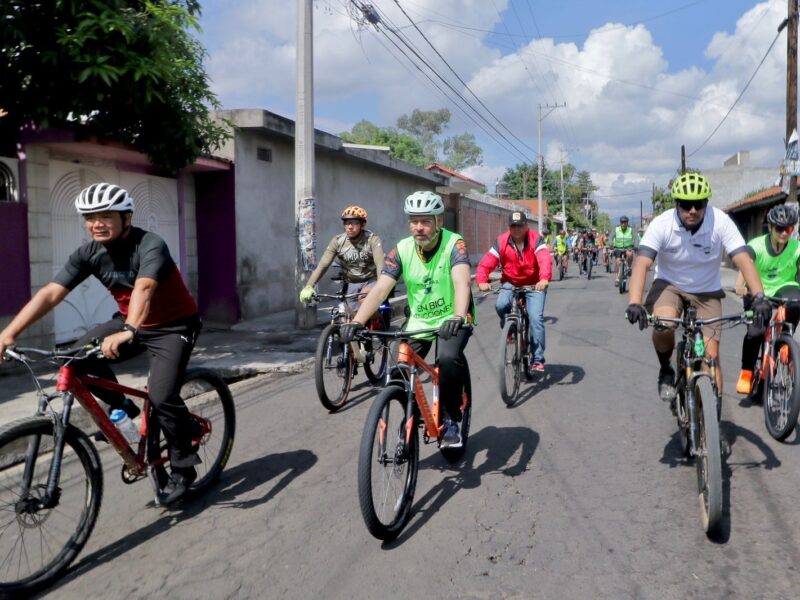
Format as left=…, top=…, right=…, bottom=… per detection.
left=476, top=212, right=552, bottom=371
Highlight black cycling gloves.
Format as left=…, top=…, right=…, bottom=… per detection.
left=625, top=303, right=648, bottom=330
left=438, top=316, right=464, bottom=341
left=751, top=294, right=773, bottom=329
left=339, top=322, right=364, bottom=344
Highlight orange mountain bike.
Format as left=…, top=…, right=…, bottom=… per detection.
left=356, top=327, right=472, bottom=541
left=0, top=344, right=235, bottom=596
left=747, top=297, right=800, bottom=441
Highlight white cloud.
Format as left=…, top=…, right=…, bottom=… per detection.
left=200, top=0, right=790, bottom=216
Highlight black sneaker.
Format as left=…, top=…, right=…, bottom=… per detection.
left=658, top=367, right=677, bottom=402
left=160, top=467, right=197, bottom=506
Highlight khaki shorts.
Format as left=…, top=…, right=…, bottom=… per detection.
left=644, top=279, right=724, bottom=341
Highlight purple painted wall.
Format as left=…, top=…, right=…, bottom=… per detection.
left=195, top=170, right=240, bottom=323
left=0, top=202, right=31, bottom=315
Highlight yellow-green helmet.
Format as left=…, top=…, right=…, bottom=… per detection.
left=671, top=172, right=711, bottom=201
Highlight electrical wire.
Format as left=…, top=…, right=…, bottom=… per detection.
left=687, top=23, right=784, bottom=158
left=357, top=4, right=532, bottom=164
left=391, top=0, right=536, bottom=155
left=357, top=1, right=534, bottom=163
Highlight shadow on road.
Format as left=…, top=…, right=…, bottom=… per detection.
left=658, top=421, right=780, bottom=544
left=382, top=425, right=538, bottom=549
left=510, top=363, right=585, bottom=407
left=46, top=449, right=317, bottom=594
left=329, top=380, right=375, bottom=414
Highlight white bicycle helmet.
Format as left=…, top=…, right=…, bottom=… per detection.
left=75, top=183, right=135, bottom=214
left=404, top=191, right=444, bottom=216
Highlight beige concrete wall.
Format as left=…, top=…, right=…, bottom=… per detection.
left=21, top=145, right=55, bottom=348
left=233, top=129, right=442, bottom=319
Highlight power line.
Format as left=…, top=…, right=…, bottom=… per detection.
left=353, top=1, right=534, bottom=163
left=352, top=2, right=531, bottom=164
left=391, top=0, right=536, bottom=155
left=687, top=22, right=784, bottom=158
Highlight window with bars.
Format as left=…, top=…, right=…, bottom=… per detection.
left=0, top=162, right=17, bottom=202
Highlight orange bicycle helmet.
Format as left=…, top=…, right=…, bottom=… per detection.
left=341, top=205, right=368, bottom=222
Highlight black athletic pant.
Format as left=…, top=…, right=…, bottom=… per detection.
left=73, top=313, right=202, bottom=468
left=741, top=286, right=800, bottom=370
left=401, top=327, right=471, bottom=422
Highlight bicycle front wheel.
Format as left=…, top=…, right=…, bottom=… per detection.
left=180, top=369, right=236, bottom=492
left=358, top=386, right=418, bottom=541
left=498, top=320, right=521, bottom=406
left=314, top=323, right=353, bottom=411
left=694, top=378, right=723, bottom=536
left=0, top=417, right=103, bottom=595
left=763, top=334, right=800, bottom=441
left=587, top=255, right=593, bottom=280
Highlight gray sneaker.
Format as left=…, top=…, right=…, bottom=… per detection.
left=658, top=367, right=677, bottom=402
left=440, top=419, right=462, bottom=449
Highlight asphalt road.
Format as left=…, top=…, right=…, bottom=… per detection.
left=40, top=261, right=800, bottom=599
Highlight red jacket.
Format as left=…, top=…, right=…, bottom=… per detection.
left=476, top=229, right=553, bottom=286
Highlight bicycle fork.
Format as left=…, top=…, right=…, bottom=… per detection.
left=20, top=392, right=74, bottom=510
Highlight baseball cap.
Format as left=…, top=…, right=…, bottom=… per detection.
left=509, top=211, right=527, bottom=225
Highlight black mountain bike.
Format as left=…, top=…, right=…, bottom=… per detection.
left=580, top=247, right=595, bottom=280
left=615, top=248, right=631, bottom=294
left=496, top=286, right=535, bottom=405
left=649, top=305, right=751, bottom=536
left=313, top=273, right=391, bottom=411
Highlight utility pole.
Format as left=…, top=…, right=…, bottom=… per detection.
left=295, top=0, right=316, bottom=328
left=787, top=0, right=798, bottom=205
left=538, top=102, right=565, bottom=233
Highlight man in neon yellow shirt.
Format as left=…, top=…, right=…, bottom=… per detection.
left=734, top=203, right=800, bottom=394
left=342, top=191, right=474, bottom=448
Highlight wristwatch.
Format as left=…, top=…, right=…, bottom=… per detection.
left=121, top=324, right=139, bottom=340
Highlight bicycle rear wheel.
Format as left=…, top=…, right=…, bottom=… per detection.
left=694, top=378, right=723, bottom=536
left=180, top=369, right=236, bottom=492
left=358, top=386, right=418, bottom=541
left=440, top=366, right=472, bottom=463
left=498, top=320, right=521, bottom=406
left=763, top=335, right=800, bottom=441
left=0, top=417, right=103, bottom=595
left=314, top=323, right=353, bottom=411
left=364, top=337, right=389, bottom=385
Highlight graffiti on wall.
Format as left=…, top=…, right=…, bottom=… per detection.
left=297, top=196, right=317, bottom=271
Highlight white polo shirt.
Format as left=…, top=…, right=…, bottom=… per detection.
left=639, top=207, right=746, bottom=293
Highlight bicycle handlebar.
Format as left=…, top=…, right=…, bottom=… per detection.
left=3, top=343, right=103, bottom=364
left=647, top=310, right=753, bottom=329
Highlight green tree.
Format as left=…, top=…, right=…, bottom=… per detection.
left=396, top=108, right=482, bottom=169
left=397, top=108, right=450, bottom=163
left=442, top=132, right=482, bottom=171
left=0, top=0, right=227, bottom=172
left=339, top=119, right=426, bottom=166
left=652, top=186, right=673, bottom=215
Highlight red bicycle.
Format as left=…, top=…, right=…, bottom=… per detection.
left=0, top=344, right=235, bottom=596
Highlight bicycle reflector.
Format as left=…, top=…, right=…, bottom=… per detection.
left=694, top=338, right=706, bottom=358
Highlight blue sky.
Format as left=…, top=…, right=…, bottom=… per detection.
left=198, top=1, right=794, bottom=218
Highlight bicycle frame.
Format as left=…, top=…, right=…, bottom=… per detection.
left=46, top=364, right=211, bottom=500
left=759, top=302, right=793, bottom=384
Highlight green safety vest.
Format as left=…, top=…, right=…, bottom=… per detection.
left=749, top=234, right=800, bottom=297
left=555, top=235, right=567, bottom=253
left=614, top=226, right=634, bottom=248
left=398, top=228, right=465, bottom=340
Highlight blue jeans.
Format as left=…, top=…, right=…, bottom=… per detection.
left=496, top=284, right=547, bottom=364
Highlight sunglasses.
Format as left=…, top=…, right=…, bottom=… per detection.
left=774, top=225, right=795, bottom=234
left=675, top=199, right=708, bottom=212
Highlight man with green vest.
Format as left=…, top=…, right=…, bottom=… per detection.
left=611, top=216, right=639, bottom=286
left=341, top=191, right=474, bottom=448
left=734, top=203, right=800, bottom=394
